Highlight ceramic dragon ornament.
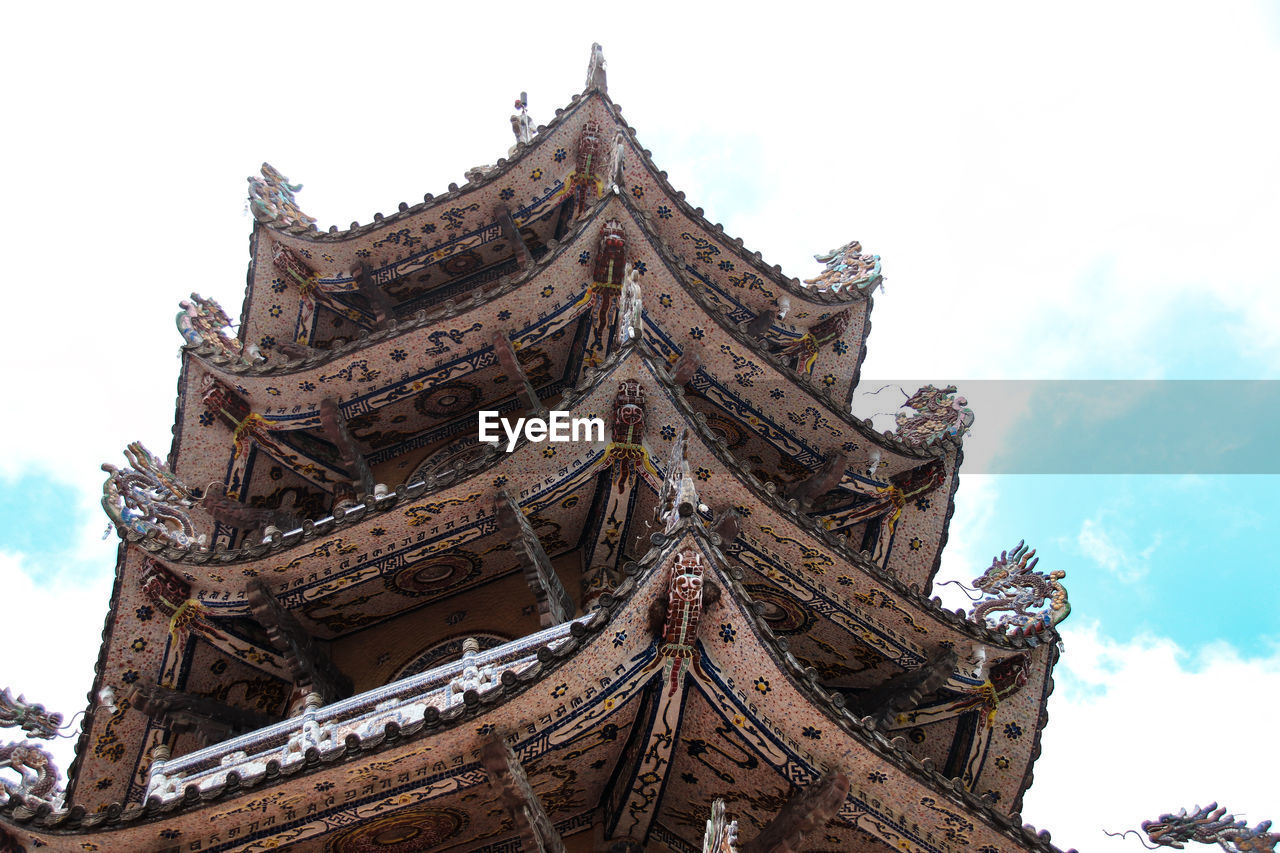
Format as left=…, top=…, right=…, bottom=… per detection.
left=1105, top=803, right=1278, bottom=852
left=969, top=540, right=1070, bottom=640
left=803, top=239, right=882, bottom=295
left=247, top=162, right=316, bottom=228
left=176, top=292, right=263, bottom=366
left=0, top=742, right=61, bottom=807
left=101, top=441, right=204, bottom=549
left=0, top=690, right=65, bottom=807
left=895, top=384, right=975, bottom=447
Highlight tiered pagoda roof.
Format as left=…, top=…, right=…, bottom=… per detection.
left=0, top=47, right=1072, bottom=853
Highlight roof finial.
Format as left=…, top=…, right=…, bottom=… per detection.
left=510, top=91, right=534, bottom=146
left=586, top=43, right=607, bottom=93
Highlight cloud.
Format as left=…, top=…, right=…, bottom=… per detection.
left=0, top=549, right=115, bottom=786
left=1075, top=517, right=1162, bottom=583
left=1022, top=622, right=1280, bottom=850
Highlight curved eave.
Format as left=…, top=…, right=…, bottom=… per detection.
left=655, top=522, right=1070, bottom=853
left=641, top=349, right=1049, bottom=657
left=597, top=94, right=875, bottom=310
left=193, top=191, right=621, bottom=383
left=0, top=583, right=635, bottom=846
left=619, top=188, right=937, bottom=463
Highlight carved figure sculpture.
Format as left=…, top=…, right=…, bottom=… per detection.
left=0, top=689, right=63, bottom=740
left=1106, top=803, right=1279, bottom=852
left=657, top=428, right=699, bottom=533
left=589, top=219, right=628, bottom=349
left=102, top=442, right=202, bottom=548
left=586, top=42, right=608, bottom=92
left=617, top=262, right=643, bottom=345
left=970, top=541, right=1070, bottom=639
left=0, top=742, right=61, bottom=805
left=894, top=384, right=975, bottom=446
left=570, top=120, right=606, bottom=218
left=803, top=239, right=881, bottom=294
left=660, top=549, right=706, bottom=696
left=605, top=380, right=649, bottom=492
left=247, top=162, right=316, bottom=228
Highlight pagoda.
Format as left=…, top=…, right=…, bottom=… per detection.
left=0, top=46, right=1075, bottom=853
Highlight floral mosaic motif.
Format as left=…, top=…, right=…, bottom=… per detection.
left=695, top=467, right=711, bottom=482
left=102, top=442, right=201, bottom=548
left=631, top=184, right=644, bottom=199
left=753, top=678, right=771, bottom=695
left=659, top=293, right=673, bottom=307
left=867, top=770, right=887, bottom=783
left=657, top=205, right=672, bottom=219
left=270, top=278, right=287, bottom=294
left=579, top=251, right=591, bottom=264
left=894, top=384, right=975, bottom=446
left=247, top=162, right=315, bottom=228
left=660, top=425, right=676, bottom=440
left=690, top=326, right=705, bottom=340
left=971, top=540, right=1070, bottom=639
left=554, top=147, right=567, bottom=162
left=802, top=726, right=822, bottom=740
left=909, top=537, right=923, bottom=551
left=531, top=168, right=544, bottom=181
left=1003, top=722, right=1023, bottom=740
left=499, top=187, right=515, bottom=201
left=613, top=631, right=627, bottom=648
left=803, top=239, right=882, bottom=294
left=718, top=624, right=736, bottom=644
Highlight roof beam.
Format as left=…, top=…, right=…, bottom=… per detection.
left=846, top=646, right=957, bottom=727
left=493, top=333, right=549, bottom=420
left=788, top=452, right=851, bottom=510
left=481, top=736, right=566, bottom=853
left=319, top=397, right=375, bottom=497
left=494, top=203, right=534, bottom=269
left=246, top=579, right=353, bottom=704
left=495, top=490, right=574, bottom=626
left=128, top=678, right=275, bottom=746
left=741, top=771, right=851, bottom=853
left=351, top=262, right=395, bottom=329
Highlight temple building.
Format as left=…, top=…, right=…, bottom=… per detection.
left=1, top=46, right=1081, bottom=852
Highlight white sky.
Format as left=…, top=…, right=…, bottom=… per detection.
left=2, top=2, right=1278, bottom=848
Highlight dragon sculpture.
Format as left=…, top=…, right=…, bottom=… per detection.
left=895, top=384, right=975, bottom=447
left=0, top=742, right=61, bottom=806
left=803, top=240, right=882, bottom=295
left=247, top=161, right=316, bottom=228
left=0, top=689, right=62, bottom=740
left=1105, top=803, right=1277, bottom=852
left=102, top=441, right=203, bottom=548
left=970, top=541, right=1070, bottom=639
left=177, top=292, right=263, bottom=365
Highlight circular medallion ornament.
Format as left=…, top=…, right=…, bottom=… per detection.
left=395, top=633, right=510, bottom=680
left=743, top=584, right=815, bottom=635
left=409, top=434, right=488, bottom=484
left=704, top=414, right=747, bottom=449
left=384, top=551, right=480, bottom=598
left=439, top=249, right=482, bottom=277
left=327, top=804, right=468, bottom=852
left=414, top=381, right=482, bottom=418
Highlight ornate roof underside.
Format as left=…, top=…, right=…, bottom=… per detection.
left=2, top=46, right=1069, bottom=853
